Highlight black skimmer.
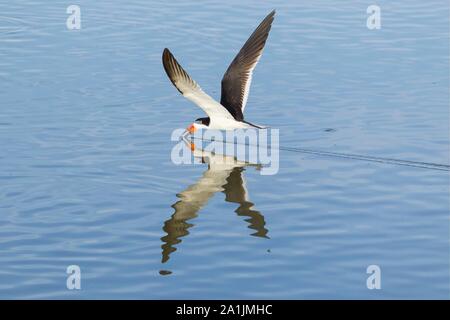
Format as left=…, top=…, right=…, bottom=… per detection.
left=162, top=10, right=276, bottom=134
left=161, top=144, right=267, bottom=264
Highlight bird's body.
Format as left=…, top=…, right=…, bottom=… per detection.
left=162, top=10, right=276, bottom=132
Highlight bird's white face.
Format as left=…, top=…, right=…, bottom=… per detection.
left=187, top=122, right=208, bottom=134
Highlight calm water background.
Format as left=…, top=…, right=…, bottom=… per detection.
left=0, top=0, right=449, bottom=299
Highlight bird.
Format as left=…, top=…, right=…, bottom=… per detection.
left=162, top=10, right=275, bottom=134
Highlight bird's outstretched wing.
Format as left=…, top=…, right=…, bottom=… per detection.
left=220, top=10, right=275, bottom=121
left=162, top=48, right=235, bottom=120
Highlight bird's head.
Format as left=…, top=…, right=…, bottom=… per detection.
left=186, top=118, right=209, bottom=134
left=186, top=123, right=198, bottom=134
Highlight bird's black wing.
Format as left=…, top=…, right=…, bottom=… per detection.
left=220, top=10, right=275, bottom=121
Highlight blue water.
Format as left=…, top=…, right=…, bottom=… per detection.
left=0, top=0, right=449, bottom=299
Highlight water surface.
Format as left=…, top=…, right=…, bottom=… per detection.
left=0, top=0, right=449, bottom=299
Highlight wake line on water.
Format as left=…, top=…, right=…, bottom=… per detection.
left=279, top=146, right=450, bottom=172
left=190, top=136, right=450, bottom=172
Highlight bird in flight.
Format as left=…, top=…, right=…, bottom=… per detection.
left=162, top=10, right=275, bottom=133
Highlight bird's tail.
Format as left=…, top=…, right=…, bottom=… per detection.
left=242, top=120, right=268, bottom=129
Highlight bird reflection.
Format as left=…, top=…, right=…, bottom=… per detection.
left=160, top=143, right=268, bottom=266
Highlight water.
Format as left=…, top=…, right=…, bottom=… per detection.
left=0, top=0, right=449, bottom=299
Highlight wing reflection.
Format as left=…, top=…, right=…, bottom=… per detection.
left=161, top=144, right=268, bottom=266
left=223, top=167, right=269, bottom=239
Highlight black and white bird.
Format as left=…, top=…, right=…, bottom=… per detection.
left=162, top=10, right=275, bottom=133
